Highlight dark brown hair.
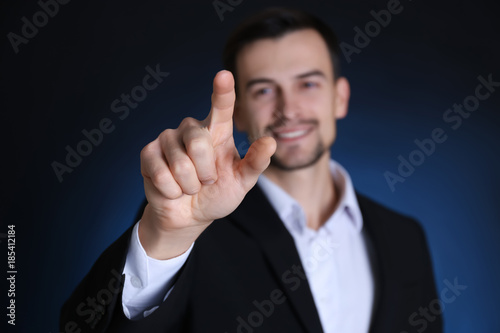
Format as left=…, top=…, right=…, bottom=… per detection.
left=222, top=7, right=341, bottom=92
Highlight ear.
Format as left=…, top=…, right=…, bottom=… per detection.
left=333, top=77, right=350, bottom=119
left=233, top=100, right=247, bottom=132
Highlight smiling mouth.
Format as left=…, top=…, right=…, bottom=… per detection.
left=265, top=119, right=319, bottom=143
left=271, top=126, right=314, bottom=142
left=275, top=129, right=309, bottom=139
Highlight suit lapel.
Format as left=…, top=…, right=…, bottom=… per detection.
left=227, top=185, right=324, bottom=333
left=356, top=193, right=393, bottom=333
left=226, top=187, right=400, bottom=332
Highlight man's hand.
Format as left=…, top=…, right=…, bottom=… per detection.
left=138, top=70, right=276, bottom=259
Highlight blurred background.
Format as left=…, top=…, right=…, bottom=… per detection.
left=1, top=0, right=499, bottom=331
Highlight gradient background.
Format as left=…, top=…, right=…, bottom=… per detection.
left=1, top=0, right=499, bottom=332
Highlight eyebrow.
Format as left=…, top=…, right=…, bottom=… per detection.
left=296, top=70, right=326, bottom=80
left=245, top=78, right=274, bottom=91
left=245, top=70, right=327, bottom=91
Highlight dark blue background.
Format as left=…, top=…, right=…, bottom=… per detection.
left=1, top=0, right=499, bottom=332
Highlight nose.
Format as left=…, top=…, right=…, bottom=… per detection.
left=273, top=87, right=299, bottom=125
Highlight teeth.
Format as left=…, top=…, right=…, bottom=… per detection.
left=276, top=129, right=308, bottom=139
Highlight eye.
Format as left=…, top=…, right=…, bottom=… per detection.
left=302, top=81, right=318, bottom=89
left=253, top=87, right=273, bottom=98
left=257, top=87, right=272, bottom=95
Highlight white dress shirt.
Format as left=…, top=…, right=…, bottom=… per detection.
left=122, top=160, right=375, bottom=332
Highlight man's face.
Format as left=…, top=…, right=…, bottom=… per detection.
left=234, top=28, right=350, bottom=171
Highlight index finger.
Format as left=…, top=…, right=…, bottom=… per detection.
left=206, top=70, right=236, bottom=133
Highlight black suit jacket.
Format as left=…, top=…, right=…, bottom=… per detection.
left=60, top=186, right=443, bottom=333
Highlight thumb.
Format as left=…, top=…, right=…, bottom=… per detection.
left=237, top=136, right=277, bottom=191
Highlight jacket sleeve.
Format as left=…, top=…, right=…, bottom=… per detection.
left=59, top=198, right=194, bottom=333
left=59, top=225, right=132, bottom=333
left=413, top=221, right=444, bottom=333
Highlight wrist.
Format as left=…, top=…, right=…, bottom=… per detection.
left=138, top=205, right=207, bottom=260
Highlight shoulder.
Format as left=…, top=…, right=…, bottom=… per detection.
left=355, top=192, right=432, bottom=266
left=356, top=192, right=424, bottom=235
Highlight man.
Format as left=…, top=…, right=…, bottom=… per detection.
left=61, top=8, right=442, bottom=333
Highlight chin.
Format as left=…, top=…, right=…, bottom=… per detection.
left=270, top=144, right=327, bottom=171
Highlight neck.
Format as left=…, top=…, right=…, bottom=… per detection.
left=263, top=152, right=338, bottom=230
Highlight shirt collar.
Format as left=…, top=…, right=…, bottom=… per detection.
left=257, top=159, right=363, bottom=234
left=328, top=159, right=363, bottom=232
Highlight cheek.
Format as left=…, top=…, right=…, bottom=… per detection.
left=303, top=92, right=333, bottom=118
left=247, top=104, right=275, bottom=127
left=317, top=100, right=337, bottom=141
left=241, top=110, right=270, bottom=141
left=319, top=119, right=335, bottom=138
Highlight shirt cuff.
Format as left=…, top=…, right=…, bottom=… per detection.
left=121, top=220, right=194, bottom=319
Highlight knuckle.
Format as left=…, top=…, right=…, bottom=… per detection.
left=140, top=142, right=156, bottom=159
left=151, top=170, right=171, bottom=187
left=159, top=128, right=176, bottom=142
left=186, top=137, right=209, bottom=156
left=164, top=185, right=183, bottom=200
left=180, top=117, right=199, bottom=128
left=170, top=158, right=193, bottom=178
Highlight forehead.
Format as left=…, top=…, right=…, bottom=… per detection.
left=235, top=28, right=333, bottom=86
